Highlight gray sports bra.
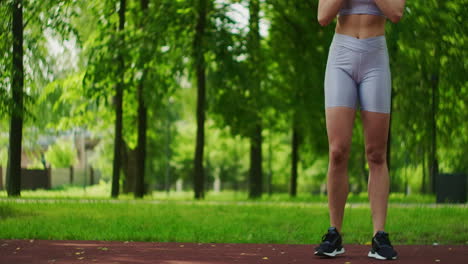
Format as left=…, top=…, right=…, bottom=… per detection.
left=339, top=0, right=384, bottom=17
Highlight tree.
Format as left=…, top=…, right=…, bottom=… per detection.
left=266, top=0, right=331, bottom=196
left=193, top=0, right=209, bottom=199
left=246, top=0, right=263, bottom=199
left=386, top=0, right=467, bottom=193
left=111, top=0, right=126, bottom=198
left=134, top=0, right=149, bottom=198
left=6, top=0, right=24, bottom=197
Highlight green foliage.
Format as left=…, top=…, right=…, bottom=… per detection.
left=0, top=0, right=466, bottom=196
left=44, top=138, right=77, bottom=168
left=386, top=0, right=468, bottom=191
left=0, top=1, right=11, bottom=117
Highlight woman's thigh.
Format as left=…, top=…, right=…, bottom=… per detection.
left=326, top=107, right=356, bottom=151
left=361, top=110, right=390, bottom=160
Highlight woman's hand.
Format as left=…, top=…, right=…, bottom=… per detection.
left=374, top=0, right=406, bottom=23
left=318, top=0, right=346, bottom=26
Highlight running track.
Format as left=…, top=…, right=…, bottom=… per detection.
left=0, top=239, right=466, bottom=264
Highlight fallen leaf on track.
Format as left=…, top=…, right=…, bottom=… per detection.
left=262, top=257, right=269, bottom=260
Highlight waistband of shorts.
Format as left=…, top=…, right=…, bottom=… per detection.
left=331, top=33, right=387, bottom=53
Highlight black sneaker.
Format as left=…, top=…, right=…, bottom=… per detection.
left=368, top=231, right=398, bottom=260
left=314, top=227, right=345, bottom=257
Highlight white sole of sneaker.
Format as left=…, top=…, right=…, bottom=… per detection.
left=368, top=251, right=397, bottom=260
left=315, top=248, right=345, bottom=257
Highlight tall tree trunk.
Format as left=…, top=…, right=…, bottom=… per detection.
left=111, top=0, right=126, bottom=198
left=6, top=0, right=24, bottom=197
left=135, top=80, right=147, bottom=197
left=421, top=147, right=427, bottom=193
left=165, top=104, right=172, bottom=194
left=134, top=0, right=149, bottom=198
left=289, top=122, right=299, bottom=197
left=121, top=141, right=137, bottom=194
left=267, top=132, right=273, bottom=196
left=193, top=0, right=207, bottom=200
left=429, top=44, right=440, bottom=194
left=359, top=144, right=367, bottom=194
left=249, top=122, right=263, bottom=198
left=429, top=74, right=439, bottom=194
left=247, top=0, right=263, bottom=199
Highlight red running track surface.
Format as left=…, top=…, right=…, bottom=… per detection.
left=0, top=239, right=466, bottom=264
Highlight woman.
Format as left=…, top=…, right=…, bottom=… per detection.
left=314, top=0, right=406, bottom=261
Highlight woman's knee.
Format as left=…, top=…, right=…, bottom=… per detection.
left=329, top=144, right=350, bottom=165
left=366, top=146, right=387, bottom=167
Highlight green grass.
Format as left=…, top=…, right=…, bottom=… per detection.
left=0, top=199, right=466, bottom=245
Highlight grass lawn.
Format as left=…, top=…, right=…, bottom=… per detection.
left=0, top=198, right=466, bottom=245
left=0, top=181, right=437, bottom=203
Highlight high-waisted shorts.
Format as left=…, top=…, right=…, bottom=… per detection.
left=324, top=33, right=391, bottom=113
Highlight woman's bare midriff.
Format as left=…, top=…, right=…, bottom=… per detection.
left=336, top=14, right=386, bottom=39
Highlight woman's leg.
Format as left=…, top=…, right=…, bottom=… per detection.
left=326, top=107, right=356, bottom=232
left=361, top=110, right=390, bottom=235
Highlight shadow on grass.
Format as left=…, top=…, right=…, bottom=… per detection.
left=0, top=204, right=37, bottom=219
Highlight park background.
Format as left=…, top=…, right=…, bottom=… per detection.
left=0, top=0, right=466, bottom=246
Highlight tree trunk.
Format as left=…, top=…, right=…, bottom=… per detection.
left=69, top=166, right=74, bottom=184
left=0, top=166, right=3, bottom=189
left=135, top=0, right=149, bottom=198
left=429, top=73, right=439, bottom=194
left=429, top=44, right=440, bottom=194
left=249, top=122, right=263, bottom=198
left=289, top=123, right=299, bottom=197
left=165, top=106, right=172, bottom=194
left=359, top=145, right=367, bottom=194
left=89, top=166, right=94, bottom=185
left=247, top=0, right=263, bottom=199
left=111, top=0, right=126, bottom=198
left=421, top=147, right=427, bottom=193
left=121, top=141, right=137, bottom=194
left=193, top=0, right=207, bottom=200
left=6, top=0, right=24, bottom=197
left=267, top=132, right=273, bottom=196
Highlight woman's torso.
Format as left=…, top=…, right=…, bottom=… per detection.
left=335, top=0, right=386, bottom=39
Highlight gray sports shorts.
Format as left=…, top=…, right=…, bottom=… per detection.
left=324, top=33, right=391, bottom=113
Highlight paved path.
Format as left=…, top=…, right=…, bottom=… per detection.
left=0, top=239, right=467, bottom=264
